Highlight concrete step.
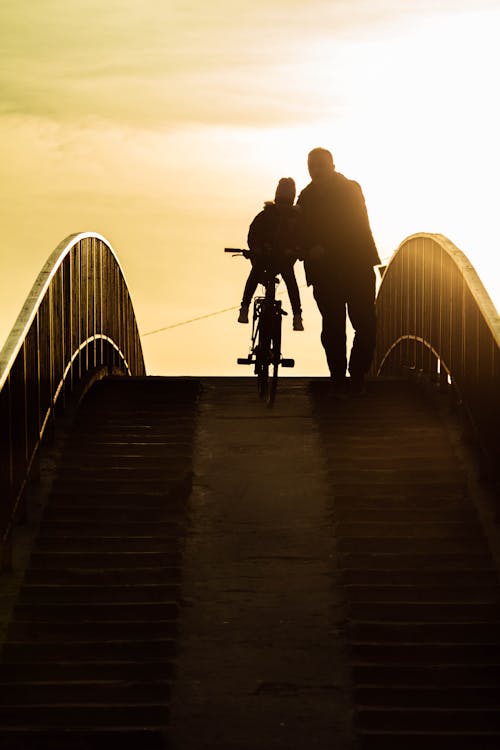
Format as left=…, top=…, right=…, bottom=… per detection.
left=329, top=480, right=467, bottom=495
left=337, top=537, right=488, bottom=554
left=339, top=553, right=494, bottom=570
left=350, top=641, right=500, bottom=664
left=37, top=521, right=184, bottom=538
left=336, top=522, right=483, bottom=539
left=0, top=703, right=169, bottom=728
left=0, top=680, right=172, bottom=705
left=25, top=566, right=181, bottom=585
left=357, top=707, right=500, bottom=732
left=354, top=685, right=500, bottom=708
left=55, top=462, right=191, bottom=478
left=352, top=662, right=500, bottom=687
left=64, top=426, right=194, bottom=441
left=28, top=551, right=180, bottom=569
left=328, top=469, right=466, bottom=486
left=42, top=506, right=187, bottom=522
left=345, top=584, right=500, bottom=603
left=49, top=479, right=191, bottom=494
left=8, top=620, right=179, bottom=641
left=357, top=730, right=500, bottom=750
left=17, top=584, right=181, bottom=604
left=13, top=601, right=179, bottom=621
left=2, top=639, right=177, bottom=661
left=34, top=537, right=183, bottom=553
left=333, top=492, right=469, bottom=508
left=0, top=729, right=170, bottom=750
left=0, top=661, right=175, bottom=683
left=341, top=569, right=499, bottom=586
left=335, top=508, right=478, bottom=524
left=47, top=491, right=188, bottom=507
left=348, top=620, right=500, bottom=643
left=349, top=601, right=500, bottom=621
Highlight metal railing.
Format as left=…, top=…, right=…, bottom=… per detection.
left=373, top=232, right=500, bottom=477
left=0, top=232, right=145, bottom=568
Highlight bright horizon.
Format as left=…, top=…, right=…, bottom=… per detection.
left=1, top=0, right=499, bottom=375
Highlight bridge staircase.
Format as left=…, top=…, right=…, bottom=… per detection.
left=0, top=375, right=499, bottom=749
left=0, top=377, right=199, bottom=749
left=311, top=377, right=500, bottom=749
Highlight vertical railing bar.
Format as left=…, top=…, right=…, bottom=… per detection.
left=60, top=263, right=66, bottom=411
left=2, top=371, right=14, bottom=570
left=36, top=311, right=41, bottom=435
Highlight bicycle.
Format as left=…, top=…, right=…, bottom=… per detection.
left=225, top=247, right=294, bottom=406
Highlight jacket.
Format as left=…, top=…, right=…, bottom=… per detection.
left=297, top=171, right=380, bottom=284
left=247, top=202, right=300, bottom=262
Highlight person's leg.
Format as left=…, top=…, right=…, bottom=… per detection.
left=242, top=267, right=260, bottom=305
left=312, top=280, right=347, bottom=380
left=346, top=268, right=377, bottom=381
left=280, top=264, right=304, bottom=330
left=280, top=265, right=302, bottom=314
left=238, top=265, right=262, bottom=323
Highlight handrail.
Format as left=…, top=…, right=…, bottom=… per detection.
left=0, top=232, right=145, bottom=568
left=373, top=232, right=500, bottom=478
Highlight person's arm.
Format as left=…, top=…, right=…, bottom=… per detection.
left=350, top=181, right=381, bottom=266
left=295, top=193, right=325, bottom=262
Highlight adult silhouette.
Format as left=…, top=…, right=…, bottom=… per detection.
left=297, top=147, right=381, bottom=394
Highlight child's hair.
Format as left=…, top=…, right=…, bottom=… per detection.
left=274, top=177, right=296, bottom=204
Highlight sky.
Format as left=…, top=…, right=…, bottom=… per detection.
left=1, top=0, right=499, bottom=376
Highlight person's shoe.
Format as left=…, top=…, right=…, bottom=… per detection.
left=238, top=303, right=249, bottom=324
left=349, top=374, right=367, bottom=396
left=293, top=313, right=304, bottom=331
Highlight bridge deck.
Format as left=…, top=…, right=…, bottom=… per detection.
left=0, top=376, right=499, bottom=749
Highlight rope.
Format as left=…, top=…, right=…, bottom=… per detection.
left=142, top=306, right=239, bottom=336
left=141, top=282, right=311, bottom=337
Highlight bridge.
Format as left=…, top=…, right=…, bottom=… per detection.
left=0, top=231, right=499, bottom=749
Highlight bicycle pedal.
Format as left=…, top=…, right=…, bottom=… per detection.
left=237, top=357, right=253, bottom=365
left=281, top=358, right=295, bottom=368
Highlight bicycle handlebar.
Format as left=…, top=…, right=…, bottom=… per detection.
left=225, top=247, right=252, bottom=259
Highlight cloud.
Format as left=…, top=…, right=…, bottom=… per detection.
left=3, top=0, right=498, bottom=129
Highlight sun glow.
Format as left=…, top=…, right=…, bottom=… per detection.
left=1, top=1, right=499, bottom=376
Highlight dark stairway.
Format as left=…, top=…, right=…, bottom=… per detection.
left=1, top=376, right=500, bottom=749
left=0, top=377, right=200, bottom=749
left=310, top=379, right=500, bottom=750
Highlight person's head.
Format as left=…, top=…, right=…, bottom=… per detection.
left=307, top=147, right=335, bottom=184
left=274, top=177, right=296, bottom=205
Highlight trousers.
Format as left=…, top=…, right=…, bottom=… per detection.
left=312, top=267, right=376, bottom=379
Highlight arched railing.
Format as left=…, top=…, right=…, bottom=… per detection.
left=0, top=232, right=145, bottom=568
left=373, top=232, right=500, bottom=478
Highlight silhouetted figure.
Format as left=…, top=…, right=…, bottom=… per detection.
left=238, top=177, right=304, bottom=331
left=297, top=148, right=380, bottom=394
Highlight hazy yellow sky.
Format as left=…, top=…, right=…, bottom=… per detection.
left=1, top=0, right=499, bottom=375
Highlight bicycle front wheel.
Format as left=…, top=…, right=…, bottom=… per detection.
left=266, top=312, right=281, bottom=407
left=255, top=310, right=271, bottom=401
